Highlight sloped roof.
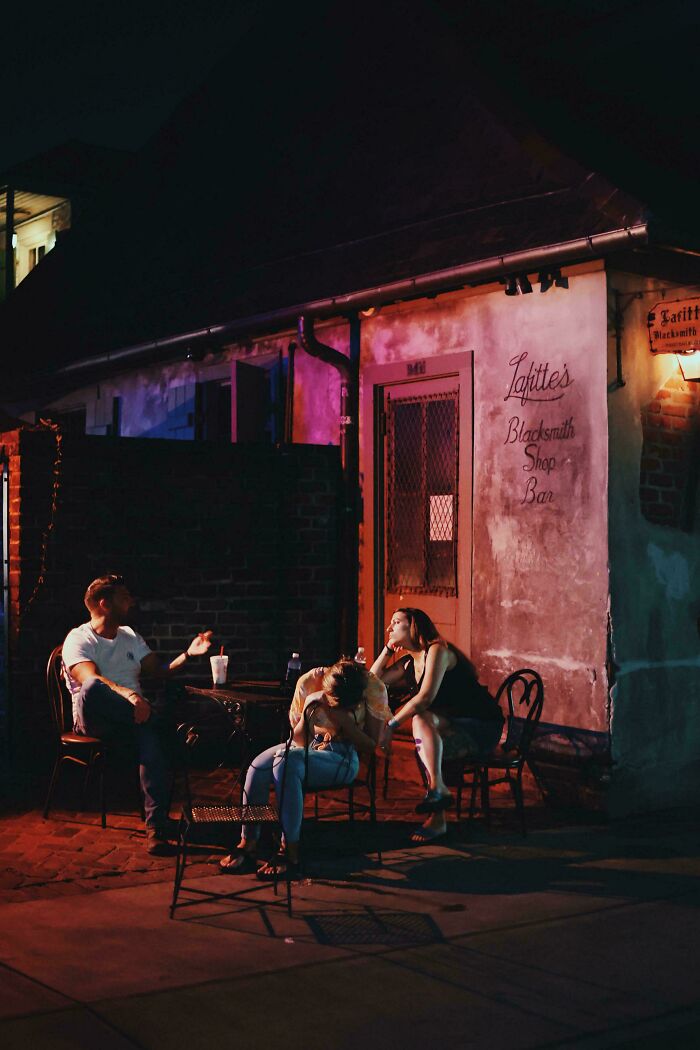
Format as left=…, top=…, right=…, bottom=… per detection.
left=0, top=3, right=678, bottom=397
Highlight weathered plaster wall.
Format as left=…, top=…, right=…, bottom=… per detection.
left=358, top=268, right=610, bottom=733
left=43, top=359, right=229, bottom=437
left=42, top=320, right=349, bottom=445
left=607, top=270, right=700, bottom=814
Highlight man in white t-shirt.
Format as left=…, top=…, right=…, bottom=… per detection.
left=62, top=573, right=213, bottom=855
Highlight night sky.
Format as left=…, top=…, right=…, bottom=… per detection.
left=2, top=0, right=698, bottom=205
left=0, top=1, right=256, bottom=170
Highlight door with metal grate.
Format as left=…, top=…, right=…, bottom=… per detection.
left=380, top=371, right=471, bottom=651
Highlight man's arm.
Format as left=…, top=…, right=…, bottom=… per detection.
left=140, top=631, right=213, bottom=679
left=69, top=660, right=152, bottom=724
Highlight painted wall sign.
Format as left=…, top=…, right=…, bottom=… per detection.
left=503, top=352, right=576, bottom=506
left=648, top=296, right=700, bottom=354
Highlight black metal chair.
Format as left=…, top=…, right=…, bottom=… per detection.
left=454, top=668, right=544, bottom=835
left=170, top=799, right=292, bottom=918
left=44, top=645, right=109, bottom=826
left=44, top=644, right=145, bottom=827
left=170, top=697, right=294, bottom=918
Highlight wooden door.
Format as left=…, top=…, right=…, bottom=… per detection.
left=370, top=354, right=473, bottom=654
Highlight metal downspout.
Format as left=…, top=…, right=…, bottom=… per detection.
left=297, top=314, right=360, bottom=652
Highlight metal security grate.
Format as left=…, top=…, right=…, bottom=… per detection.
left=386, top=390, right=458, bottom=595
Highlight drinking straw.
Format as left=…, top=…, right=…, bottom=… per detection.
left=219, top=645, right=224, bottom=656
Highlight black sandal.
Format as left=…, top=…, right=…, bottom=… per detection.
left=415, top=789, right=454, bottom=814
left=219, top=850, right=257, bottom=874
left=256, top=857, right=299, bottom=881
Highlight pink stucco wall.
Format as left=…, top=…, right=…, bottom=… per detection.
left=278, top=268, right=610, bottom=733
left=355, top=267, right=610, bottom=732
left=470, top=271, right=609, bottom=730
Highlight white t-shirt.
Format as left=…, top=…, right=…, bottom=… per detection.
left=62, top=623, right=152, bottom=703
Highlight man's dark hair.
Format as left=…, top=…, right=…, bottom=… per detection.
left=84, top=573, right=127, bottom=611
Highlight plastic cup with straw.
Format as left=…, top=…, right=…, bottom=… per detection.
left=210, top=644, right=228, bottom=685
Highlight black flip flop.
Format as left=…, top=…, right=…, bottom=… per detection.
left=256, top=858, right=300, bottom=882
left=219, top=850, right=257, bottom=874
left=410, top=826, right=448, bottom=844
left=415, top=790, right=454, bottom=814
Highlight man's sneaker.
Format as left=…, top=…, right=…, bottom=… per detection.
left=146, top=826, right=177, bottom=857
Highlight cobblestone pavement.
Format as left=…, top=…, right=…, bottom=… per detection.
left=0, top=738, right=546, bottom=906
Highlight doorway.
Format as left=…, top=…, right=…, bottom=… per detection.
left=363, top=352, right=473, bottom=656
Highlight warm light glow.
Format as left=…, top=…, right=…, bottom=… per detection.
left=676, top=353, right=700, bottom=381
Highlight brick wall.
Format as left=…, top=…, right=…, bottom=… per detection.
left=639, top=366, right=700, bottom=529
left=1, top=427, right=342, bottom=766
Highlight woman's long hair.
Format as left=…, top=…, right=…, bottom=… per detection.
left=322, top=657, right=369, bottom=709
left=395, top=607, right=478, bottom=679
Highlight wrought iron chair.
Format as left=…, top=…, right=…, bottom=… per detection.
left=44, top=645, right=106, bottom=826
left=454, top=668, right=544, bottom=835
left=170, top=799, right=291, bottom=918
left=170, top=698, right=293, bottom=918
left=44, top=644, right=144, bottom=827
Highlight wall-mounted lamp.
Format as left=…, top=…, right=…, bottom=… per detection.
left=538, top=268, right=568, bottom=292
left=502, top=273, right=533, bottom=296
left=11, top=233, right=17, bottom=249
left=360, top=305, right=380, bottom=318
left=676, top=352, right=700, bottom=381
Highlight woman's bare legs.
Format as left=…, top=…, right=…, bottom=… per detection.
left=412, top=711, right=451, bottom=842
left=412, top=711, right=450, bottom=792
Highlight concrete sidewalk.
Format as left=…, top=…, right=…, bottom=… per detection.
left=2, top=763, right=700, bottom=1048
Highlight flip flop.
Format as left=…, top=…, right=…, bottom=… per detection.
left=411, top=825, right=448, bottom=844
left=219, top=850, right=257, bottom=874
left=256, top=858, right=300, bottom=882
left=415, top=790, right=454, bottom=814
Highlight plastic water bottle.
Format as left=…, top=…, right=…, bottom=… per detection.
left=286, top=652, right=302, bottom=688
left=354, top=647, right=366, bottom=665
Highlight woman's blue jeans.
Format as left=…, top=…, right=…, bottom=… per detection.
left=242, top=742, right=359, bottom=844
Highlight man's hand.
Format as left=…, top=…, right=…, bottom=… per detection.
left=131, top=695, right=152, bottom=724
left=187, top=630, right=213, bottom=657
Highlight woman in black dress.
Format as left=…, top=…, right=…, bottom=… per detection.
left=371, top=607, right=503, bottom=843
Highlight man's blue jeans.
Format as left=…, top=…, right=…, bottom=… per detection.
left=73, top=677, right=169, bottom=828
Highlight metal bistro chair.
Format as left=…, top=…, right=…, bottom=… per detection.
left=170, top=799, right=292, bottom=918
left=43, top=645, right=144, bottom=827
left=170, top=699, right=293, bottom=919
left=455, top=668, right=544, bottom=836
left=301, top=703, right=382, bottom=869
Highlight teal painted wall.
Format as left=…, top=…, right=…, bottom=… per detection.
left=608, top=270, right=700, bottom=815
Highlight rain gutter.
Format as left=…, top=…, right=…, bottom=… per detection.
left=55, top=223, right=649, bottom=377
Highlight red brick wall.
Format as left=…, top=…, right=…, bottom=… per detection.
left=2, top=427, right=342, bottom=764
left=639, top=367, right=700, bottom=529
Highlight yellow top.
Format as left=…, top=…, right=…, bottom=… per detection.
left=289, top=667, right=390, bottom=732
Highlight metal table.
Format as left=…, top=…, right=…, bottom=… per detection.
left=183, top=680, right=292, bottom=769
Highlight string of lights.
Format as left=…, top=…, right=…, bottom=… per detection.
left=19, top=419, right=63, bottom=623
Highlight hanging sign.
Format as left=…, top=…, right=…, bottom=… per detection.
left=648, top=296, right=700, bottom=354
